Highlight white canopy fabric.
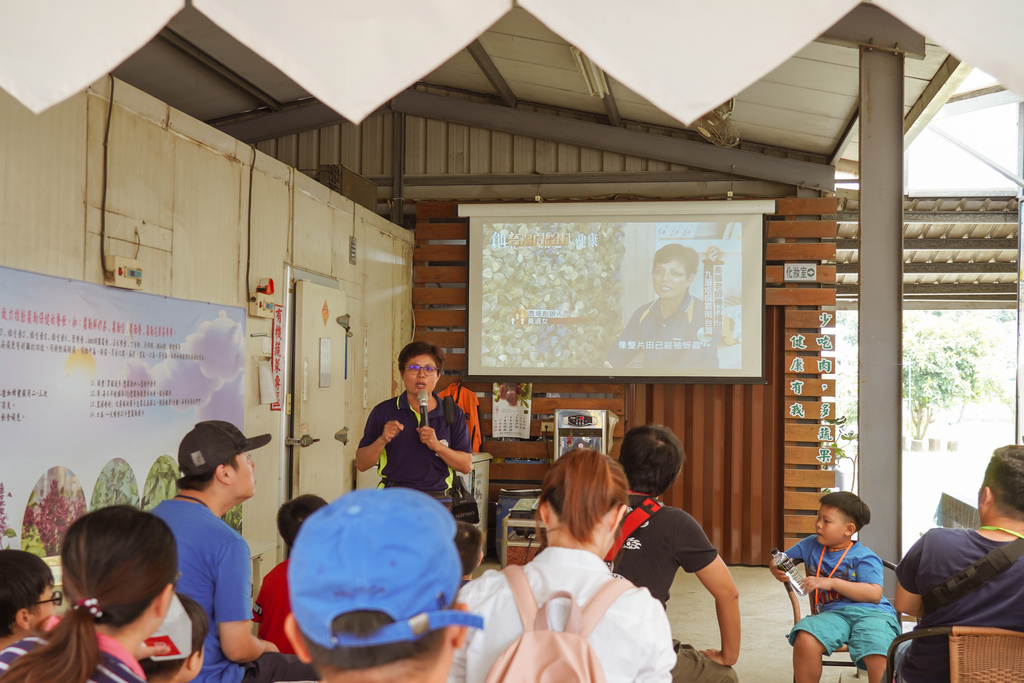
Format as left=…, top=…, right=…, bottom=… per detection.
left=0, top=0, right=183, bottom=114
left=876, top=0, right=1024, bottom=103
left=192, top=0, right=510, bottom=124
left=518, top=0, right=860, bottom=125
left=1, top=0, right=1023, bottom=126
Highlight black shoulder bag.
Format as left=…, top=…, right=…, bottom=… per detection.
left=443, top=396, right=480, bottom=524
left=921, top=536, right=1024, bottom=614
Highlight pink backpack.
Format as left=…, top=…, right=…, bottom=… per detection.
left=485, top=564, right=633, bottom=683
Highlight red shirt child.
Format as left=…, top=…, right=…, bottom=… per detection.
left=252, top=494, right=327, bottom=654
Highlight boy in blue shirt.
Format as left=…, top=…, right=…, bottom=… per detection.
left=770, top=491, right=899, bottom=683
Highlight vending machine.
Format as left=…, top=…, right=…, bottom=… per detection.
left=553, top=409, right=615, bottom=458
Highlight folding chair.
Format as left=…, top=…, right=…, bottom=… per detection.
left=884, top=625, right=1024, bottom=682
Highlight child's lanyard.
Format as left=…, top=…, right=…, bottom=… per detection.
left=979, top=525, right=1024, bottom=540
left=814, top=542, right=854, bottom=608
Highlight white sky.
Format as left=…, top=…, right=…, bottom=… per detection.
left=906, top=69, right=1021, bottom=194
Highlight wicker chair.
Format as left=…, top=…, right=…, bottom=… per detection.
left=884, top=625, right=1024, bottom=682
left=782, top=559, right=898, bottom=674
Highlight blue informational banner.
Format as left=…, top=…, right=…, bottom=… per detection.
left=0, top=266, right=245, bottom=556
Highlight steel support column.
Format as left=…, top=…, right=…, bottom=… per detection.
left=857, top=47, right=904, bottom=573
left=391, top=112, right=406, bottom=226
left=1015, top=101, right=1024, bottom=444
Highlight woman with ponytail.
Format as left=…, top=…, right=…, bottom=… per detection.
left=450, top=449, right=677, bottom=682
left=0, top=505, right=178, bottom=683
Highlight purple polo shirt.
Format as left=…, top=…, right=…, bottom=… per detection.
left=358, top=392, right=471, bottom=491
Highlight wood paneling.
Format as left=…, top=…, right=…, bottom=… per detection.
left=637, top=305, right=785, bottom=565
left=766, top=220, right=837, bottom=239
left=765, top=288, right=836, bottom=307
left=765, top=243, right=837, bottom=262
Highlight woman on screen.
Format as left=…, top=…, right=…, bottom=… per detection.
left=604, top=243, right=719, bottom=370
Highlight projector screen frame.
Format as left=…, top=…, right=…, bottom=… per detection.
left=460, top=200, right=773, bottom=385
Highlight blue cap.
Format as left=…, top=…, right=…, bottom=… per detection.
left=289, top=488, right=484, bottom=648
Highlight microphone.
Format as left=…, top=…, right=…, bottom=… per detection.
left=417, top=390, right=429, bottom=421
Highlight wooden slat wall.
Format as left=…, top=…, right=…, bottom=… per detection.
left=413, top=198, right=837, bottom=566
left=634, top=307, right=785, bottom=565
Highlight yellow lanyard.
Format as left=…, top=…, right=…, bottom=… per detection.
left=814, top=542, right=853, bottom=607
left=979, top=526, right=1024, bottom=540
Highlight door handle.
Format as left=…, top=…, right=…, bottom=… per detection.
left=334, top=427, right=349, bottom=445
left=286, top=435, right=320, bottom=447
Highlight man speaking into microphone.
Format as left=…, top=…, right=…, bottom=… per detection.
left=356, top=341, right=473, bottom=497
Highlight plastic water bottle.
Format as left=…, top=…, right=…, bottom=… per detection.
left=771, top=548, right=806, bottom=596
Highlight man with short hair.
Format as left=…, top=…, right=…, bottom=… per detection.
left=0, top=549, right=58, bottom=651
left=612, top=424, right=740, bottom=683
left=153, top=421, right=317, bottom=683
left=894, top=445, right=1024, bottom=682
left=283, top=487, right=483, bottom=683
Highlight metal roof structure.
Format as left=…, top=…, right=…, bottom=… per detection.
left=106, top=4, right=1022, bottom=305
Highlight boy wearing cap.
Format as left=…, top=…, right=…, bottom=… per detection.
left=140, top=593, right=209, bottom=683
left=282, top=488, right=483, bottom=682
left=153, top=421, right=317, bottom=683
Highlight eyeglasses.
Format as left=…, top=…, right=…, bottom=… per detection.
left=404, top=365, right=438, bottom=376
left=36, top=590, right=63, bottom=608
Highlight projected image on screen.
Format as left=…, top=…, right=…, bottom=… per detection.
left=463, top=201, right=769, bottom=382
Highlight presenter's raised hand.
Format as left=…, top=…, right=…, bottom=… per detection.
left=382, top=420, right=404, bottom=443
left=417, top=425, right=440, bottom=451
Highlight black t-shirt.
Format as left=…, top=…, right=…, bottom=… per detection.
left=611, top=494, right=719, bottom=607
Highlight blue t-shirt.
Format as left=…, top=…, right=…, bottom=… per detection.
left=787, top=536, right=895, bottom=615
left=153, top=499, right=252, bottom=683
left=358, top=392, right=471, bottom=491
left=896, top=528, right=1024, bottom=683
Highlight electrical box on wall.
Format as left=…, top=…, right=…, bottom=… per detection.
left=104, top=256, right=143, bottom=290
left=249, top=293, right=275, bottom=319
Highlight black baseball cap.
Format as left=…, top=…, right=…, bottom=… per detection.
left=178, top=421, right=272, bottom=476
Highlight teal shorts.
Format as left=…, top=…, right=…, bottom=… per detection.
left=787, top=604, right=900, bottom=670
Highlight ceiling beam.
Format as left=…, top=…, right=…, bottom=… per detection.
left=829, top=104, right=859, bottom=166
left=365, top=170, right=738, bottom=186
left=937, top=86, right=1024, bottom=119
left=213, top=100, right=352, bottom=142
left=904, top=56, right=972, bottom=148
left=158, top=29, right=283, bottom=111
left=837, top=238, right=1018, bottom=250
left=818, top=4, right=926, bottom=58
left=391, top=90, right=835, bottom=191
left=601, top=74, right=622, bottom=127
left=837, top=210, right=1019, bottom=224
left=466, top=40, right=517, bottom=109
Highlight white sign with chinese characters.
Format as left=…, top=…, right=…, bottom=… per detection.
left=0, top=266, right=245, bottom=555
left=784, top=263, right=818, bottom=282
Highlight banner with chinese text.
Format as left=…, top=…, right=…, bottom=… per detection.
left=0, top=266, right=245, bottom=556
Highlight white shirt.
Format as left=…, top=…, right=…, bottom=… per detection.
left=449, top=546, right=675, bottom=683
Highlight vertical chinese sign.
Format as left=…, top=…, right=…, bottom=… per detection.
left=764, top=197, right=839, bottom=550
left=0, top=266, right=245, bottom=556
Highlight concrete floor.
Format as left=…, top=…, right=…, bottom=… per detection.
left=667, top=565, right=858, bottom=682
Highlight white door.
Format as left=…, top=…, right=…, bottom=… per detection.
left=291, top=279, right=351, bottom=501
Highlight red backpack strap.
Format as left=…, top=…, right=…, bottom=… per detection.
left=579, top=578, right=633, bottom=639
left=604, top=497, right=662, bottom=562
left=503, top=564, right=540, bottom=633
